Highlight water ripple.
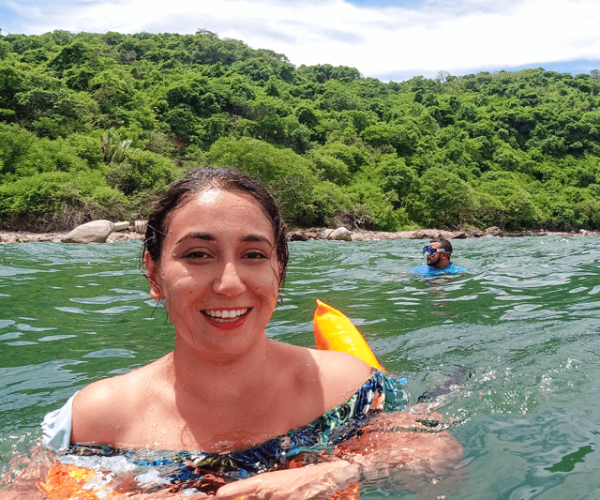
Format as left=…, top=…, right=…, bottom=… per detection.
left=83, top=349, right=136, bottom=358
left=2, top=237, right=600, bottom=499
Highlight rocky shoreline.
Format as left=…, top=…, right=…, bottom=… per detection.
left=0, top=224, right=598, bottom=244
left=288, top=226, right=600, bottom=242
left=0, top=229, right=145, bottom=244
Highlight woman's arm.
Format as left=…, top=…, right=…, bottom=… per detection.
left=336, top=410, right=467, bottom=497
left=214, top=461, right=361, bottom=500
left=213, top=410, right=465, bottom=500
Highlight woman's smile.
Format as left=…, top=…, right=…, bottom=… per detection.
left=203, top=308, right=250, bottom=320
left=202, top=308, right=252, bottom=330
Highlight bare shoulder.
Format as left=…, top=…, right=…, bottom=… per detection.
left=268, top=342, right=376, bottom=426
left=309, top=348, right=374, bottom=378
left=71, top=358, right=168, bottom=446
left=272, top=341, right=373, bottom=386
left=71, top=373, right=136, bottom=446
left=74, top=372, right=134, bottom=414
left=306, top=348, right=375, bottom=404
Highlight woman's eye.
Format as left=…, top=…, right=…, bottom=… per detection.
left=245, top=251, right=268, bottom=259
left=184, top=251, right=209, bottom=259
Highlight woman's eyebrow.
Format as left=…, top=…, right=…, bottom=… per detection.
left=175, top=232, right=214, bottom=245
left=175, top=232, right=272, bottom=245
left=242, top=234, right=272, bottom=244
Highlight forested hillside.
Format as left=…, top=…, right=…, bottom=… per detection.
left=1, top=29, right=600, bottom=232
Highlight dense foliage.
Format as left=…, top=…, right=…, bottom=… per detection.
left=1, top=29, right=600, bottom=231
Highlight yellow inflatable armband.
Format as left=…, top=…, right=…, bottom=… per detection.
left=313, top=299, right=385, bottom=372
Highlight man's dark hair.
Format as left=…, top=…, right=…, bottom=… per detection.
left=430, top=237, right=452, bottom=255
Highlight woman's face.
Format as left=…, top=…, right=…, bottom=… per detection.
left=145, top=188, right=281, bottom=358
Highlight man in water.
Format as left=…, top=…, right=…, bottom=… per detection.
left=410, top=237, right=466, bottom=276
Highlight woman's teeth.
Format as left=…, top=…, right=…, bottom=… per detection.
left=204, top=309, right=248, bottom=320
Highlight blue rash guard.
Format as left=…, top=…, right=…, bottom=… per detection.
left=410, top=262, right=466, bottom=277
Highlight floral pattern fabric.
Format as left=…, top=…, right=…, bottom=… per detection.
left=65, top=371, right=407, bottom=487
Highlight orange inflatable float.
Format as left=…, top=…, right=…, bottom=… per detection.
left=38, top=463, right=117, bottom=499
left=39, top=300, right=378, bottom=499
left=313, top=299, right=385, bottom=371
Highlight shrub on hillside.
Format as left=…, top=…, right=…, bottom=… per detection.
left=0, top=171, right=127, bottom=231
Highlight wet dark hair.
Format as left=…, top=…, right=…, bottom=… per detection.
left=430, top=237, right=452, bottom=255
left=144, top=166, right=289, bottom=287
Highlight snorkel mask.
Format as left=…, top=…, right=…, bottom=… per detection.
left=423, top=245, right=448, bottom=258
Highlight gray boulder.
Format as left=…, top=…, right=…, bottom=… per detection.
left=134, top=220, right=148, bottom=234
left=328, top=227, right=353, bottom=241
left=62, top=220, right=115, bottom=244
left=287, top=229, right=309, bottom=241
left=112, top=221, right=130, bottom=232
left=484, top=226, right=503, bottom=237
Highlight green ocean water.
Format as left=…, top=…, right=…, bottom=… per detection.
left=1, top=236, right=600, bottom=499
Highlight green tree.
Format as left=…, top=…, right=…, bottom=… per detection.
left=89, top=69, right=134, bottom=117
left=0, top=170, right=126, bottom=231
left=379, top=155, right=420, bottom=208
left=307, top=150, right=350, bottom=184
left=476, top=174, right=542, bottom=229
left=207, top=137, right=320, bottom=226
left=414, top=168, right=477, bottom=228
left=344, top=171, right=407, bottom=231
left=106, top=148, right=179, bottom=196
left=48, top=40, right=97, bottom=75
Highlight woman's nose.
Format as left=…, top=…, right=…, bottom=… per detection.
left=213, top=262, right=245, bottom=295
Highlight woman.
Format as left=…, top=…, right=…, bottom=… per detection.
left=41, top=167, right=463, bottom=499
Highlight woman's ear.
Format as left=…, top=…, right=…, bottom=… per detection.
left=144, top=251, right=164, bottom=301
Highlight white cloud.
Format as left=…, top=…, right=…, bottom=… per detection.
left=3, top=0, right=600, bottom=80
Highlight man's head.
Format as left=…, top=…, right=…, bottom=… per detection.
left=423, top=237, right=452, bottom=269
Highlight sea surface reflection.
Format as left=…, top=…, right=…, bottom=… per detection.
left=1, top=236, right=600, bottom=499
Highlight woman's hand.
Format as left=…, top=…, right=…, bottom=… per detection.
left=212, top=410, right=466, bottom=500
left=214, top=460, right=361, bottom=500
left=336, top=410, right=468, bottom=497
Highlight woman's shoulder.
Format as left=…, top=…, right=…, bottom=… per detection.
left=276, top=342, right=375, bottom=408
left=74, top=373, right=135, bottom=410
left=75, top=356, right=166, bottom=406
left=71, top=374, right=137, bottom=445
left=310, top=347, right=374, bottom=380
left=314, top=349, right=377, bottom=404
left=71, top=356, right=171, bottom=446
left=274, top=341, right=373, bottom=377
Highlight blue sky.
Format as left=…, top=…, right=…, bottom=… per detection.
left=2, top=0, right=600, bottom=81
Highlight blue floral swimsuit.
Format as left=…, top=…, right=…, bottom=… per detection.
left=42, top=371, right=407, bottom=492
